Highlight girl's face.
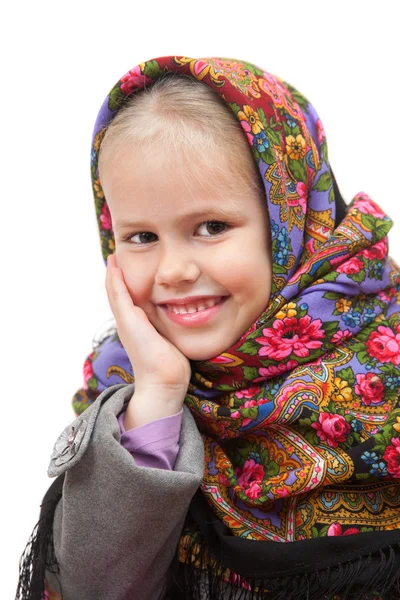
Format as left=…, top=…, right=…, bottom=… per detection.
left=100, top=145, right=272, bottom=361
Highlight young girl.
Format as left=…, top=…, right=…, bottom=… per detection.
left=17, top=55, right=400, bottom=600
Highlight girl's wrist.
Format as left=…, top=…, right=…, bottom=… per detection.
left=124, top=390, right=185, bottom=429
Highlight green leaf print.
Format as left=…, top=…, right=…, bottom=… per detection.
left=257, top=108, right=268, bottom=130
left=260, top=146, right=278, bottom=166
left=242, top=407, right=259, bottom=420
left=323, top=291, right=342, bottom=301
left=274, top=263, right=289, bottom=275
left=108, top=85, right=125, bottom=112
left=360, top=213, right=376, bottom=231
left=288, top=157, right=307, bottom=183
left=240, top=61, right=264, bottom=76
left=380, top=363, right=399, bottom=377
left=356, top=472, right=372, bottom=481
left=323, top=320, right=339, bottom=337
left=320, top=139, right=328, bottom=164
left=300, top=272, right=314, bottom=289
left=372, top=219, right=393, bottom=243
left=229, top=102, right=241, bottom=117
left=348, top=269, right=366, bottom=284
left=243, top=366, right=260, bottom=381
left=323, top=271, right=339, bottom=282
left=312, top=171, right=332, bottom=192
left=87, top=376, right=98, bottom=390
left=72, top=400, right=92, bottom=416
left=283, top=83, right=310, bottom=113
left=264, top=460, right=279, bottom=478
left=318, top=525, right=329, bottom=537
left=336, top=367, right=355, bottom=387
left=267, top=127, right=282, bottom=148
left=311, top=526, right=319, bottom=538
left=143, top=60, right=162, bottom=79
left=356, top=349, right=370, bottom=365
left=373, top=425, right=395, bottom=455
left=237, top=340, right=260, bottom=356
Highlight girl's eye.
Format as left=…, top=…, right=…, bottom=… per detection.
left=196, top=221, right=229, bottom=237
left=123, top=221, right=229, bottom=245
left=125, top=232, right=158, bottom=245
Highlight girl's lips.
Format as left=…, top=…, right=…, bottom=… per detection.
left=160, top=296, right=229, bottom=328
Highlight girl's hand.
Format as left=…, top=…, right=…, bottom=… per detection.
left=105, top=254, right=191, bottom=427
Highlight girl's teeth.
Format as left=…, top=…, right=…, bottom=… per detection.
left=166, top=297, right=221, bottom=314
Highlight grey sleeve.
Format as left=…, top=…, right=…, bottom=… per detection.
left=46, top=383, right=204, bottom=600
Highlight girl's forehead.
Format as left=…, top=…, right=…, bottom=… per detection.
left=102, top=148, right=268, bottom=230
left=101, top=141, right=260, bottom=207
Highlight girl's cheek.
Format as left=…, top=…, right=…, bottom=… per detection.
left=123, top=273, right=150, bottom=305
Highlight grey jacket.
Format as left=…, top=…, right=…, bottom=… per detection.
left=46, top=383, right=204, bottom=600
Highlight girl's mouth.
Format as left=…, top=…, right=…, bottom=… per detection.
left=159, top=296, right=229, bottom=328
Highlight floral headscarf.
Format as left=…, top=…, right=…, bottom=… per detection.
left=74, top=56, right=400, bottom=598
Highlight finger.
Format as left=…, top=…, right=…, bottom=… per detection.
left=105, top=256, right=149, bottom=330
left=106, top=257, right=132, bottom=317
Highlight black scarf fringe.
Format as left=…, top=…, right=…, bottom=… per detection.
left=164, top=530, right=400, bottom=600
left=15, top=473, right=400, bottom=600
left=15, top=474, right=64, bottom=600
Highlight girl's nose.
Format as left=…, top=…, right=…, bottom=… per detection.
left=154, top=246, right=200, bottom=286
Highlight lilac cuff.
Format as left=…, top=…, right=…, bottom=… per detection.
left=118, top=408, right=183, bottom=470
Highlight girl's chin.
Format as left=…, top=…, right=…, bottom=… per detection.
left=174, top=338, right=229, bottom=362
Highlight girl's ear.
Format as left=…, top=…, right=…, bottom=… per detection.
left=331, top=170, right=347, bottom=226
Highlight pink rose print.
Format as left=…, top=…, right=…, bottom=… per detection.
left=229, top=573, right=252, bottom=590
left=296, top=182, right=307, bottom=213
left=100, top=203, right=112, bottom=231
left=287, top=181, right=307, bottom=213
left=236, top=386, right=261, bottom=399
left=355, top=197, right=385, bottom=219
left=366, top=326, right=400, bottom=365
left=218, top=473, right=230, bottom=486
left=316, top=118, right=326, bottom=144
left=311, top=413, right=350, bottom=447
left=256, top=316, right=324, bottom=361
left=235, top=459, right=265, bottom=500
left=231, top=398, right=269, bottom=426
left=239, top=118, right=254, bottom=145
left=83, top=357, right=94, bottom=390
left=120, top=66, right=152, bottom=95
left=361, top=239, right=387, bottom=261
left=383, top=438, right=400, bottom=477
left=337, top=257, right=364, bottom=275
left=327, top=523, right=360, bottom=536
left=355, top=373, right=385, bottom=405
left=331, top=329, right=352, bottom=345
left=255, top=360, right=298, bottom=380
left=231, top=400, right=257, bottom=426
left=378, top=288, right=396, bottom=303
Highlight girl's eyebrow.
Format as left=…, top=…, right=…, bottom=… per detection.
left=114, top=207, right=239, bottom=229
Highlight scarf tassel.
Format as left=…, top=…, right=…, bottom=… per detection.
left=165, top=538, right=400, bottom=599
left=15, top=475, right=64, bottom=600
left=14, top=475, right=400, bottom=600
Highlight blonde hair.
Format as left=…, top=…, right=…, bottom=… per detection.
left=98, top=72, right=266, bottom=202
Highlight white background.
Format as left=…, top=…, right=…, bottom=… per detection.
left=3, top=0, right=399, bottom=596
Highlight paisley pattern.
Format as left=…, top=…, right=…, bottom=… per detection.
left=74, top=56, right=400, bottom=592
